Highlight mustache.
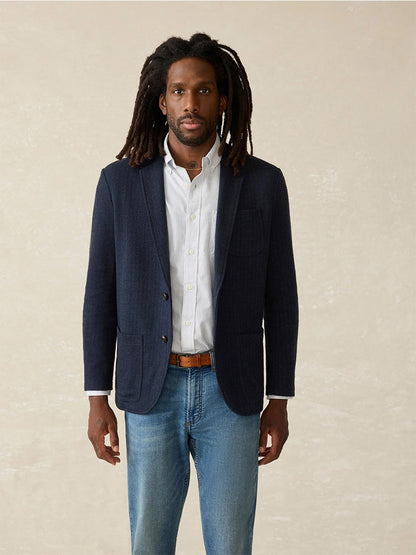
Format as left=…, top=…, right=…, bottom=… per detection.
left=178, top=114, right=204, bottom=123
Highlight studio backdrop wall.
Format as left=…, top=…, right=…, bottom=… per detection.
left=1, top=2, right=415, bottom=553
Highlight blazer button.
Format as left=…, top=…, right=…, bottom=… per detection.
left=161, top=335, right=168, bottom=343
left=163, top=292, right=169, bottom=300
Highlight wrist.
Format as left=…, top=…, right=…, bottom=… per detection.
left=268, top=398, right=287, bottom=406
left=89, top=395, right=109, bottom=406
left=267, top=398, right=288, bottom=413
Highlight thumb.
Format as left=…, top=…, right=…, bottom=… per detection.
left=109, top=423, right=119, bottom=453
left=259, top=428, right=268, bottom=453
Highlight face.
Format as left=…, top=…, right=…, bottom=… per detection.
left=159, top=57, right=227, bottom=148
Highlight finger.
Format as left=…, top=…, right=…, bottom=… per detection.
left=96, top=444, right=120, bottom=465
left=258, top=451, right=276, bottom=466
left=258, top=445, right=279, bottom=465
left=91, top=431, right=118, bottom=465
left=97, top=432, right=120, bottom=464
left=105, top=445, right=119, bottom=455
left=258, top=433, right=281, bottom=466
left=105, top=446, right=121, bottom=464
left=105, top=445, right=120, bottom=459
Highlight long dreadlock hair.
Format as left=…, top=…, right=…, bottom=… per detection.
left=116, top=33, right=253, bottom=175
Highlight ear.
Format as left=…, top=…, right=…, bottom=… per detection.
left=159, top=94, right=167, bottom=116
left=219, top=94, right=227, bottom=115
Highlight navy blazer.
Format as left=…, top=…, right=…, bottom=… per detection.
left=83, top=151, right=298, bottom=415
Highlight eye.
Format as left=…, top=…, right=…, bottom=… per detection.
left=199, top=88, right=210, bottom=94
left=173, top=89, right=184, bottom=95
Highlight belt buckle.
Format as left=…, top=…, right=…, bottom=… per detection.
left=177, top=353, right=191, bottom=367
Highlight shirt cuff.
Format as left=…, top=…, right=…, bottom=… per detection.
left=86, top=390, right=111, bottom=396
left=267, top=395, right=293, bottom=400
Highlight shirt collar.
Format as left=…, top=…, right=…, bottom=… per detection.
left=163, top=133, right=222, bottom=172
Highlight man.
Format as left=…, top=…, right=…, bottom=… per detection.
left=84, top=33, right=298, bottom=554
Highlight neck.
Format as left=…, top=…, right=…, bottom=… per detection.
left=167, top=132, right=217, bottom=170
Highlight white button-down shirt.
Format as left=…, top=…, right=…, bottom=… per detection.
left=164, top=133, right=220, bottom=354
left=87, top=134, right=290, bottom=399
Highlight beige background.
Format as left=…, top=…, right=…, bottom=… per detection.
left=1, top=1, right=415, bottom=553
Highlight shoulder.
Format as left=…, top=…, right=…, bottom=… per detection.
left=235, top=154, right=289, bottom=207
left=101, top=156, right=162, bottom=183
left=239, top=156, right=287, bottom=202
left=242, top=154, right=284, bottom=182
left=221, top=144, right=283, bottom=182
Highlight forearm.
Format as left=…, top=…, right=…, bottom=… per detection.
left=264, top=169, right=298, bottom=396
left=83, top=170, right=117, bottom=391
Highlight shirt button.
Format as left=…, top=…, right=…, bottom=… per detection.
left=161, top=335, right=168, bottom=343
left=187, top=284, right=194, bottom=290
left=188, top=249, right=194, bottom=255
left=163, top=292, right=169, bottom=300
left=190, top=214, right=196, bottom=220
left=185, top=321, right=191, bottom=326
left=186, top=182, right=191, bottom=187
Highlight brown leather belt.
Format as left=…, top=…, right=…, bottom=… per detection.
left=169, top=352, right=212, bottom=368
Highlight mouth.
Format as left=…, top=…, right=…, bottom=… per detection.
left=180, top=117, right=204, bottom=130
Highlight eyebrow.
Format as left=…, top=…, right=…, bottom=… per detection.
left=169, top=80, right=216, bottom=88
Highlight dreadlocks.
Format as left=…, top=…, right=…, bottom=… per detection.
left=116, top=33, right=253, bottom=175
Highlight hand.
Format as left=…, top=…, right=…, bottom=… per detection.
left=258, top=399, right=289, bottom=466
left=87, top=396, right=120, bottom=466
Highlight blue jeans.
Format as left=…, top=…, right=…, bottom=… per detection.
left=125, top=362, right=260, bottom=554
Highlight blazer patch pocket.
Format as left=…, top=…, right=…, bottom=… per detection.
left=228, top=209, right=265, bottom=256
left=115, top=330, right=143, bottom=401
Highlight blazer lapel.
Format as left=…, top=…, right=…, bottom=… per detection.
left=214, top=160, right=244, bottom=297
left=139, top=153, right=243, bottom=299
left=140, top=157, right=171, bottom=289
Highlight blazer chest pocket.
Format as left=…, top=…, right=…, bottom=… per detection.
left=228, top=209, right=265, bottom=256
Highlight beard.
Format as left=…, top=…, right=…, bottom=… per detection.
left=166, top=113, right=218, bottom=147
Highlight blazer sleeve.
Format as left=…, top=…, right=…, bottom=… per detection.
left=264, top=169, right=299, bottom=397
left=83, top=170, right=117, bottom=391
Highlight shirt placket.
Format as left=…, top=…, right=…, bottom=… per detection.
left=181, top=173, right=202, bottom=353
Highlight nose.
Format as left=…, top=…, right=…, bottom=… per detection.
left=184, top=91, right=199, bottom=113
